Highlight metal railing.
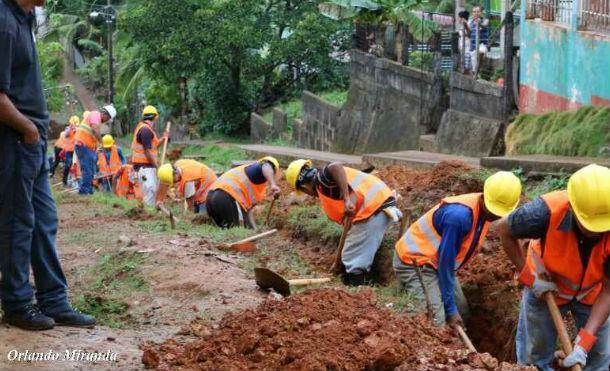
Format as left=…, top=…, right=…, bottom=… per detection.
left=579, top=0, right=610, bottom=33
left=526, top=0, right=574, bottom=25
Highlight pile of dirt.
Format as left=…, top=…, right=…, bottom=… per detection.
left=141, top=289, right=531, bottom=370
left=376, top=161, right=483, bottom=218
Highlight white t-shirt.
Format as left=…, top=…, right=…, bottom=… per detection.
left=183, top=181, right=196, bottom=199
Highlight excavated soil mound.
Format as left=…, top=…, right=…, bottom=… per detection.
left=376, top=161, right=483, bottom=216
left=141, top=289, right=530, bottom=370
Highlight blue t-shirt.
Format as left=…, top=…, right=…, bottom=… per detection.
left=102, top=147, right=126, bottom=166
left=433, top=203, right=485, bottom=317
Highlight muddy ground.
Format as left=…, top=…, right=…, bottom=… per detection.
left=1, top=160, right=528, bottom=370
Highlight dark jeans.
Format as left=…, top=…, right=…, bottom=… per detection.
left=0, top=129, right=69, bottom=314
left=74, top=144, right=96, bottom=195
left=62, top=151, right=73, bottom=186
left=49, top=146, right=61, bottom=176
left=206, top=189, right=252, bottom=229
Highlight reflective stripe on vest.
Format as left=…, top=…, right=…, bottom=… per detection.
left=74, top=123, right=97, bottom=150
left=97, top=146, right=122, bottom=176
left=209, top=165, right=266, bottom=211
left=176, top=159, right=217, bottom=204
left=131, top=122, right=159, bottom=164
left=523, top=190, right=610, bottom=306
left=317, top=168, right=393, bottom=223
left=395, top=193, right=490, bottom=269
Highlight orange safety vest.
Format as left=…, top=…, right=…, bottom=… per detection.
left=55, top=132, right=67, bottom=149
left=521, top=191, right=610, bottom=306
left=395, top=193, right=490, bottom=269
left=209, top=165, right=266, bottom=212
left=64, top=126, right=76, bottom=152
left=175, top=159, right=217, bottom=204
left=131, top=122, right=159, bottom=164
left=97, top=146, right=122, bottom=176
left=74, top=123, right=97, bottom=150
left=317, top=167, right=393, bottom=224
left=115, top=165, right=142, bottom=200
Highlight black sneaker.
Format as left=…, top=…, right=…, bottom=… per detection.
left=44, top=308, right=96, bottom=328
left=3, top=304, right=55, bottom=331
left=343, top=273, right=366, bottom=286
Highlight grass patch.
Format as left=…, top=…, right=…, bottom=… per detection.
left=180, top=144, right=246, bottom=172
left=506, top=106, right=610, bottom=157
left=374, top=281, right=417, bottom=313
left=72, top=251, right=148, bottom=328
left=287, top=206, right=343, bottom=246
left=525, top=172, right=570, bottom=199
left=318, top=89, right=348, bottom=107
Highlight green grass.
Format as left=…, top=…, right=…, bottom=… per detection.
left=72, top=251, right=148, bottom=328
left=287, top=206, right=343, bottom=246
left=506, top=106, right=610, bottom=157
left=374, top=281, right=417, bottom=313
left=261, top=89, right=348, bottom=125
left=318, top=90, right=348, bottom=107
left=180, top=144, right=246, bottom=172
left=525, top=172, right=571, bottom=199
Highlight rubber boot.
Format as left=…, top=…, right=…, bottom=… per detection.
left=343, top=273, right=366, bottom=286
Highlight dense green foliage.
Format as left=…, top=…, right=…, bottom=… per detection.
left=506, top=106, right=610, bottom=157
left=37, top=41, right=67, bottom=112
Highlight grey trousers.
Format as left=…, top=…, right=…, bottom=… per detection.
left=342, top=212, right=392, bottom=274
left=393, top=252, right=469, bottom=326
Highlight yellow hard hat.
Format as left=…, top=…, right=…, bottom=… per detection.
left=69, top=115, right=80, bottom=126
left=142, top=105, right=158, bottom=118
left=157, top=164, right=174, bottom=185
left=483, top=171, right=522, bottom=217
left=102, top=134, right=114, bottom=148
left=286, top=159, right=313, bottom=191
left=568, top=164, right=610, bottom=233
left=259, top=156, right=279, bottom=172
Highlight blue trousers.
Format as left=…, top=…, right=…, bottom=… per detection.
left=0, top=129, right=69, bottom=313
left=516, top=288, right=610, bottom=370
left=74, top=144, right=96, bottom=195
left=62, top=150, right=73, bottom=185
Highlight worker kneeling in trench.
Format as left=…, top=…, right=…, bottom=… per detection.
left=285, top=159, right=402, bottom=286
left=498, top=164, right=610, bottom=370
left=393, top=171, right=522, bottom=329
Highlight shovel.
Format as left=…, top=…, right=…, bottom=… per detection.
left=255, top=267, right=331, bottom=297
left=545, top=292, right=583, bottom=371
left=264, top=197, right=278, bottom=227
left=158, top=204, right=180, bottom=229
left=329, top=216, right=353, bottom=274
left=221, top=229, right=278, bottom=253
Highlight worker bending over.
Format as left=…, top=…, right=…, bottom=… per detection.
left=498, top=164, right=610, bottom=370
left=131, top=105, right=168, bottom=206
left=97, top=135, right=125, bottom=192
left=286, top=160, right=401, bottom=286
left=113, top=164, right=141, bottom=200
left=157, top=159, right=217, bottom=213
left=394, top=171, right=522, bottom=327
left=206, top=157, right=280, bottom=229
left=74, top=111, right=102, bottom=195
left=60, top=116, right=77, bottom=186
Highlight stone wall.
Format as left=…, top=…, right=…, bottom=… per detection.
left=333, top=50, right=443, bottom=154
left=293, top=92, right=340, bottom=152
left=435, top=73, right=506, bottom=157
left=250, top=113, right=272, bottom=143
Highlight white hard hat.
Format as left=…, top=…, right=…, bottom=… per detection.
left=102, top=105, right=117, bottom=120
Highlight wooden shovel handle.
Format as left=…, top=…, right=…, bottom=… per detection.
left=288, top=278, right=331, bottom=286
left=231, top=229, right=278, bottom=245
left=329, top=217, right=353, bottom=274
left=158, top=204, right=180, bottom=223
left=264, top=198, right=277, bottom=226
left=456, top=325, right=477, bottom=353
left=160, top=121, right=171, bottom=166
left=544, top=292, right=582, bottom=371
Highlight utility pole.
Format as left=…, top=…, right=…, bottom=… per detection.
left=106, top=0, right=115, bottom=105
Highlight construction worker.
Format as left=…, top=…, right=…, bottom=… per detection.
left=97, top=135, right=125, bottom=192
left=0, top=0, right=95, bottom=331
left=113, top=164, right=142, bottom=200
left=74, top=110, right=102, bottom=195
left=58, top=115, right=78, bottom=186
left=497, top=164, right=610, bottom=370
left=157, top=160, right=217, bottom=213
left=101, top=104, right=116, bottom=125
left=207, top=157, right=281, bottom=229
left=285, top=159, right=402, bottom=286
left=49, top=121, right=69, bottom=177
left=393, top=171, right=522, bottom=327
left=131, top=105, right=168, bottom=206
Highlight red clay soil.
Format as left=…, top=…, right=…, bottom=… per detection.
left=141, top=289, right=532, bottom=370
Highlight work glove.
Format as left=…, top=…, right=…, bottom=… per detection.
left=556, top=329, right=597, bottom=368
left=531, top=276, right=558, bottom=298
left=383, top=206, right=403, bottom=223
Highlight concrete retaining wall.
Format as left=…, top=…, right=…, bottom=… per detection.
left=435, top=73, right=506, bottom=157
left=250, top=113, right=272, bottom=143
left=293, top=92, right=340, bottom=152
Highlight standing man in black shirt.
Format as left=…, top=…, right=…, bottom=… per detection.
left=0, top=0, right=95, bottom=330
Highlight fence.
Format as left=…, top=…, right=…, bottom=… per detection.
left=579, top=0, right=610, bottom=33
left=525, top=0, right=574, bottom=25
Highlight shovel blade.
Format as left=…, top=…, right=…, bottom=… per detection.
left=228, top=241, right=256, bottom=253
left=254, top=267, right=291, bottom=297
